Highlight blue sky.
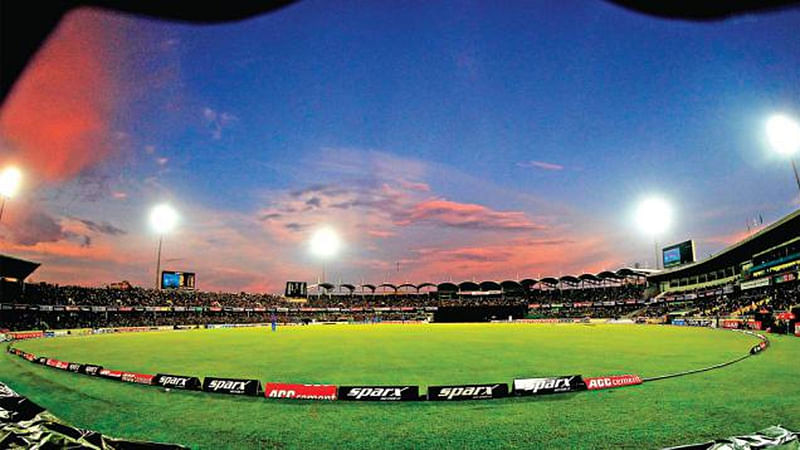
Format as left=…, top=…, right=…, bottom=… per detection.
left=1, top=1, right=799, bottom=291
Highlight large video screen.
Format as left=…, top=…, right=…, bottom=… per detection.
left=662, top=240, right=695, bottom=269
left=285, top=281, right=308, bottom=298
left=161, top=271, right=196, bottom=290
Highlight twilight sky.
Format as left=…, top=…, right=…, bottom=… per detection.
left=1, top=2, right=799, bottom=292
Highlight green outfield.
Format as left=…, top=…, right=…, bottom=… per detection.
left=2, top=324, right=798, bottom=449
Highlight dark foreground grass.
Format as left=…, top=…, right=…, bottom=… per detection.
left=1, top=324, right=798, bottom=449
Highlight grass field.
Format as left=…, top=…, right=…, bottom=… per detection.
left=2, top=323, right=798, bottom=449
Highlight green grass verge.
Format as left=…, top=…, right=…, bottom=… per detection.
left=1, top=324, right=798, bottom=449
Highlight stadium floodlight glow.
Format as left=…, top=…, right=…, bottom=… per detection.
left=149, top=203, right=179, bottom=235
left=766, top=114, right=800, bottom=156
left=310, top=226, right=342, bottom=258
left=149, top=203, right=178, bottom=290
left=0, top=166, right=22, bottom=199
left=635, top=197, right=672, bottom=236
left=766, top=113, right=800, bottom=194
left=0, top=166, right=22, bottom=223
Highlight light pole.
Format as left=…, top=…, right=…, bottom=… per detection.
left=766, top=113, right=800, bottom=194
left=149, top=204, right=178, bottom=289
left=0, top=166, right=22, bottom=223
left=310, top=226, right=341, bottom=283
left=635, top=197, right=672, bottom=270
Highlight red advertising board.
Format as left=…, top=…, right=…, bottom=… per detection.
left=722, top=319, right=762, bottom=330
left=121, top=372, right=155, bottom=385
left=10, top=331, right=44, bottom=340
left=583, top=374, right=642, bottom=390
left=45, top=359, right=70, bottom=370
left=264, top=383, right=337, bottom=400
left=99, top=369, right=124, bottom=380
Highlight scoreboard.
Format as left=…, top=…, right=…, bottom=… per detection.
left=161, top=271, right=196, bottom=290
left=285, top=281, right=308, bottom=298
left=662, top=240, right=696, bottom=269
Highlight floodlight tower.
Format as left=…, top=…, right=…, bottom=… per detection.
left=0, top=166, right=22, bottom=223
left=765, top=114, right=800, bottom=193
left=310, top=226, right=342, bottom=283
left=635, top=197, right=672, bottom=270
left=149, top=204, right=178, bottom=289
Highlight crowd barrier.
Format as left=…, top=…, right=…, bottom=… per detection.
left=3, top=323, right=771, bottom=403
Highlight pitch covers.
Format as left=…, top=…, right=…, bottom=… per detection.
left=513, top=375, right=586, bottom=396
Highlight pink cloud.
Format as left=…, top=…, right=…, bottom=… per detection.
left=0, top=10, right=126, bottom=182
left=399, top=180, right=431, bottom=192
left=403, top=236, right=619, bottom=282
left=518, top=160, right=564, bottom=171
left=367, top=229, right=396, bottom=238
left=396, top=199, right=546, bottom=231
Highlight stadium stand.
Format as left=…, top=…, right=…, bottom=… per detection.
left=1, top=210, right=797, bottom=332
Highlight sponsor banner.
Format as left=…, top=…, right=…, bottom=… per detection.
left=80, top=364, right=103, bottom=376
left=774, top=272, right=796, bottom=284
left=513, top=375, right=586, bottom=396
left=99, top=369, right=124, bottom=381
left=153, top=374, right=202, bottom=391
left=722, top=319, right=742, bottom=329
left=264, top=383, right=337, bottom=400
left=723, top=285, right=734, bottom=294
left=202, top=377, right=261, bottom=396
left=22, top=352, right=36, bottom=361
left=10, top=331, right=44, bottom=340
left=338, top=385, right=419, bottom=401
left=67, top=363, right=82, bottom=373
left=35, top=356, right=48, bottom=365
left=121, top=372, right=155, bottom=385
left=45, top=359, right=70, bottom=370
left=584, top=375, right=642, bottom=390
left=427, top=383, right=508, bottom=401
left=741, top=277, right=770, bottom=290
left=750, top=341, right=769, bottom=355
